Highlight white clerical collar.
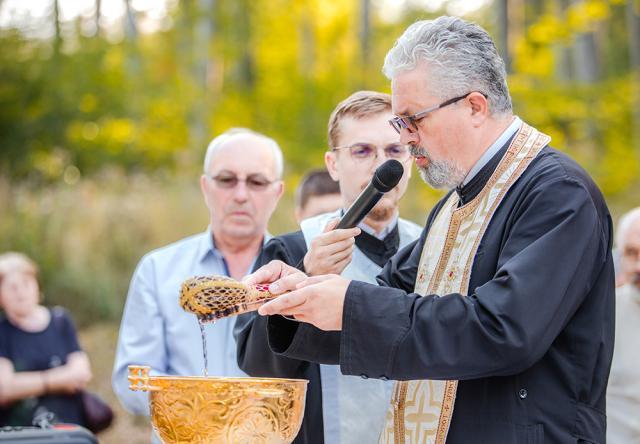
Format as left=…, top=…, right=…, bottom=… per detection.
left=462, top=116, right=522, bottom=186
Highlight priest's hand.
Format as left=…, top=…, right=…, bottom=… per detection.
left=303, top=218, right=361, bottom=276
left=258, top=274, right=350, bottom=331
left=243, top=260, right=308, bottom=292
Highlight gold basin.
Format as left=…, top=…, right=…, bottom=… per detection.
left=128, top=366, right=308, bottom=444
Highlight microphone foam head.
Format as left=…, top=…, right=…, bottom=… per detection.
left=372, top=159, right=404, bottom=192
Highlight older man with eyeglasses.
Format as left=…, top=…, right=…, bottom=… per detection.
left=247, top=16, right=614, bottom=444
left=235, top=91, right=422, bottom=444
left=112, top=128, right=284, bottom=440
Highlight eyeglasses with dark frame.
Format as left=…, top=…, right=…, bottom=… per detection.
left=331, top=142, right=411, bottom=163
left=207, top=172, right=277, bottom=191
left=388, top=91, right=487, bottom=134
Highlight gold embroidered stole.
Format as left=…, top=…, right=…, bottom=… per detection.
left=379, top=123, right=550, bottom=444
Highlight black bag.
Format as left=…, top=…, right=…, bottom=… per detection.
left=80, top=391, right=114, bottom=434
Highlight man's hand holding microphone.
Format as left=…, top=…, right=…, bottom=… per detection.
left=244, top=159, right=404, bottom=330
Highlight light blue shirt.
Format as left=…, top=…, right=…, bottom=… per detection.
left=463, top=116, right=522, bottom=185
left=112, top=229, right=266, bottom=416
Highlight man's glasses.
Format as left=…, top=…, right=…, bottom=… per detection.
left=331, top=142, right=410, bottom=163
left=388, top=92, right=485, bottom=134
left=208, top=173, right=276, bottom=191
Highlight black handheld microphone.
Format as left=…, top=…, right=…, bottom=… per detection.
left=293, top=159, right=404, bottom=271
left=335, top=159, right=405, bottom=229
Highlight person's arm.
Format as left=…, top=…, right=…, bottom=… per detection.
left=111, top=255, right=167, bottom=415
left=262, top=225, right=429, bottom=365
left=0, top=352, right=92, bottom=406
left=45, top=351, right=91, bottom=393
left=235, top=234, right=313, bottom=377
left=0, top=357, right=47, bottom=405
left=54, top=309, right=92, bottom=391
left=340, top=177, right=609, bottom=380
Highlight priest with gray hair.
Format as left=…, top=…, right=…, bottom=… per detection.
left=246, top=16, right=615, bottom=444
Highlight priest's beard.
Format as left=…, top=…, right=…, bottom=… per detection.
left=410, top=145, right=466, bottom=190
left=368, top=197, right=396, bottom=222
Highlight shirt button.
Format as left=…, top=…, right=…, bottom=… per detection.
left=380, top=376, right=389, bottom=381
left=518, top=389, right=528, bottom=399
left=360, top=374, right=369, bottom=379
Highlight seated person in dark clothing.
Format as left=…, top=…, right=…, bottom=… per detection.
left=294, top=169, right=341, bottom=224
left=0, top=252, right=92, bottom=427
left=234, top=91, right=421, bottom=444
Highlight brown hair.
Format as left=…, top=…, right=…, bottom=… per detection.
left=327, top=90, right=392, bottom=149
left=0, top=252, right=39, bottom=288
left=295, top=169, right=340, bottom=209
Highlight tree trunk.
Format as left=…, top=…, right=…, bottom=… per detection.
left=496, top=0, right=510, bottom=73
left=235, top=0, right=254, bottom=89
left=570, top=0, right=600, bottom=83
left=190, top=0, right=215, bottom=149
left=124, top=0, right=138, bottom=40
left=94, top=0, right=101, bottom=37
left=573, top=33, right=600, bottom=83
left=553, top=0, right=572, bottom=82
left=53, top=0, right=61, bottom=56
left=360, top=0, right=371, bottom=86
left=627, top=0, right=640, bottom=70
left=627, top=0, right=640, bottom=152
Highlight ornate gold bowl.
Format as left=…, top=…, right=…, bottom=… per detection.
left=128, top=366, right=308, bottom=444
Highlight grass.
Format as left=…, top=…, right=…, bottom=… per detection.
left=78, top=322, right=151, bottom=444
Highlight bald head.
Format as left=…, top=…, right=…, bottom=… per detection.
left=203, top=128, right=283, bottom=179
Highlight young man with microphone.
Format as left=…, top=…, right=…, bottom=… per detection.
left=234, top=91, right=421, bottom=444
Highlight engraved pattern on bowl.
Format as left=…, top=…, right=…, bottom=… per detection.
left=129, top=367, right=307, bottom=444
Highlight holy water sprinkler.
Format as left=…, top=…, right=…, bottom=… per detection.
left=179, top=275, right=275, bottom=321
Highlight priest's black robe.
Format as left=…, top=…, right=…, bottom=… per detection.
left=264, top=144, right=615, bottom=444
left=235, top=225, right=402, bottom=444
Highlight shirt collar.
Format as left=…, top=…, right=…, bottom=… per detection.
left=357, top=213, right=399, bottom=240
left=462, top=116, right=522, bottom=186
left=197, top=228, right=270, bottom=263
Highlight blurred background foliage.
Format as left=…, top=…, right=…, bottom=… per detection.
left=1, top=0, right=639, bottom=326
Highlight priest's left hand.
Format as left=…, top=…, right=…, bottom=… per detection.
left=258, top=274, right=351, bottom=331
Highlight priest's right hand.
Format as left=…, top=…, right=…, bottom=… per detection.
left=243, top=260, right=308, bottom=296
left=303, top=218, right=361, bottom=276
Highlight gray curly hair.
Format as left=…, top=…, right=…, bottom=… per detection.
left=383, top=16, right=512, bottom=116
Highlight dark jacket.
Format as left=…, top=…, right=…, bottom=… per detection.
left=235, top=231, right=325, bottom=444
left=236, top=224, right=408, bottom=444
